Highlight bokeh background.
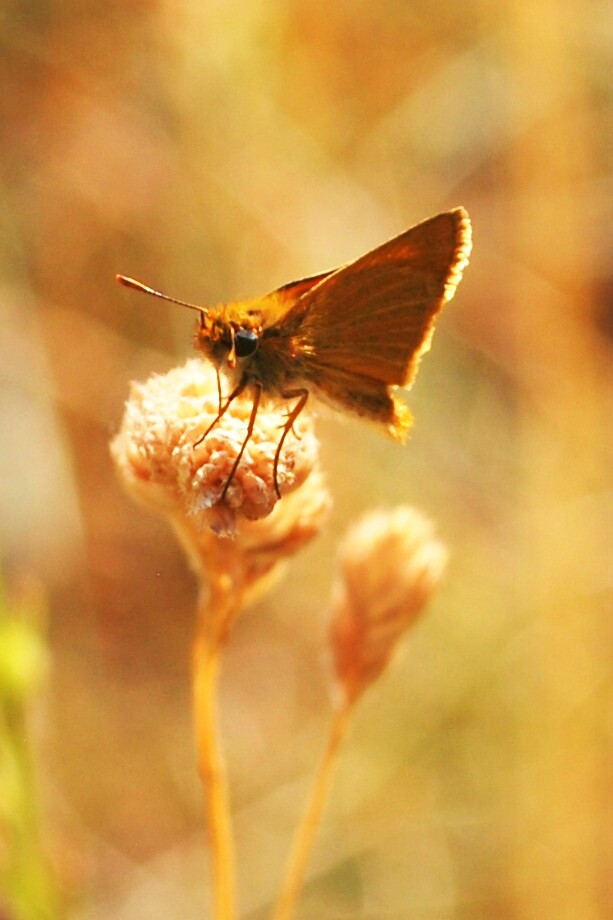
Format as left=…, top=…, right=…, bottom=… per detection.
left=0, top=1, right=610, bottom=918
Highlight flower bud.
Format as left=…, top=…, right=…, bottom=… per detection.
left=329, top=506, right=447, bottom=704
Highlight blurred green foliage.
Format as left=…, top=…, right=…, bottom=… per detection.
left=0, top=576, right=60, bottom=919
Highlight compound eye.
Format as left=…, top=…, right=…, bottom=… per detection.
left=234, top=327, right=259, bottom=358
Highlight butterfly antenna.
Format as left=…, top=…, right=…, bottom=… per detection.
left=116, top=274, right=207, bottom=315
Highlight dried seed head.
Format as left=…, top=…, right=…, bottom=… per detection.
left=329, top=506, right=448, bottom=704
left=111, top=359, right=321, bottom=538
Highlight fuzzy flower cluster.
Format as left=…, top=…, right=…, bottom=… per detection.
left=329, top=506, right=448, bottom=704
left=111, top=359, right=322, bottom=539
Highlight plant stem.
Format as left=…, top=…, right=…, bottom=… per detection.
left=272, top=696, right=354, bottom=920
left=192, top=578, right=240, bottom=920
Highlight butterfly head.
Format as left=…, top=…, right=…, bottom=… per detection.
left=196, top=309, right=261, bottom=371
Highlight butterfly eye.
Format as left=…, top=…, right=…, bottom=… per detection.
left=234, top=327, right=259, bottom=358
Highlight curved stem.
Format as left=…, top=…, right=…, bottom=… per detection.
left=272, top=697, right=354, bottom=920
left=192, top=579, right=241, bottom=920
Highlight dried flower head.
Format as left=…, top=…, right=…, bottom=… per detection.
left=111, top=359, right=321, bottom=538
left=329, top=506, right=448, bottom=704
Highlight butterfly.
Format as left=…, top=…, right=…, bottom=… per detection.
left=118, top=207, right=471, bottom=497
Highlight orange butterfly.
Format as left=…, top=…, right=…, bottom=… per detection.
left=118, top=207, right=472, bottom=496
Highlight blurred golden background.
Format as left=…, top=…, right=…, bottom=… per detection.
left=0, top=1, right=610, bottom=918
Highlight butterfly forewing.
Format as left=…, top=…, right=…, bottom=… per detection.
left=286, top=208, right=471, bottom=388
left=260, top=268, right=338, bottom=327
left=273, top=269, right=338, bottom=306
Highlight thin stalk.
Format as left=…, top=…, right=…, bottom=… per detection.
left=272, top=696, right=354, bottom=920
left=192, top=579, right=241, bottom=920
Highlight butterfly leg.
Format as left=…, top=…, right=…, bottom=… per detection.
left=278, top=411, right=303, bottom=441
left=215, top=367, right=223, bottom=417
left=193, top=379, right=247, bottom=448
left=221, top=383, right=262, bottom=499
left=273, top=388, right=309, bottom=499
